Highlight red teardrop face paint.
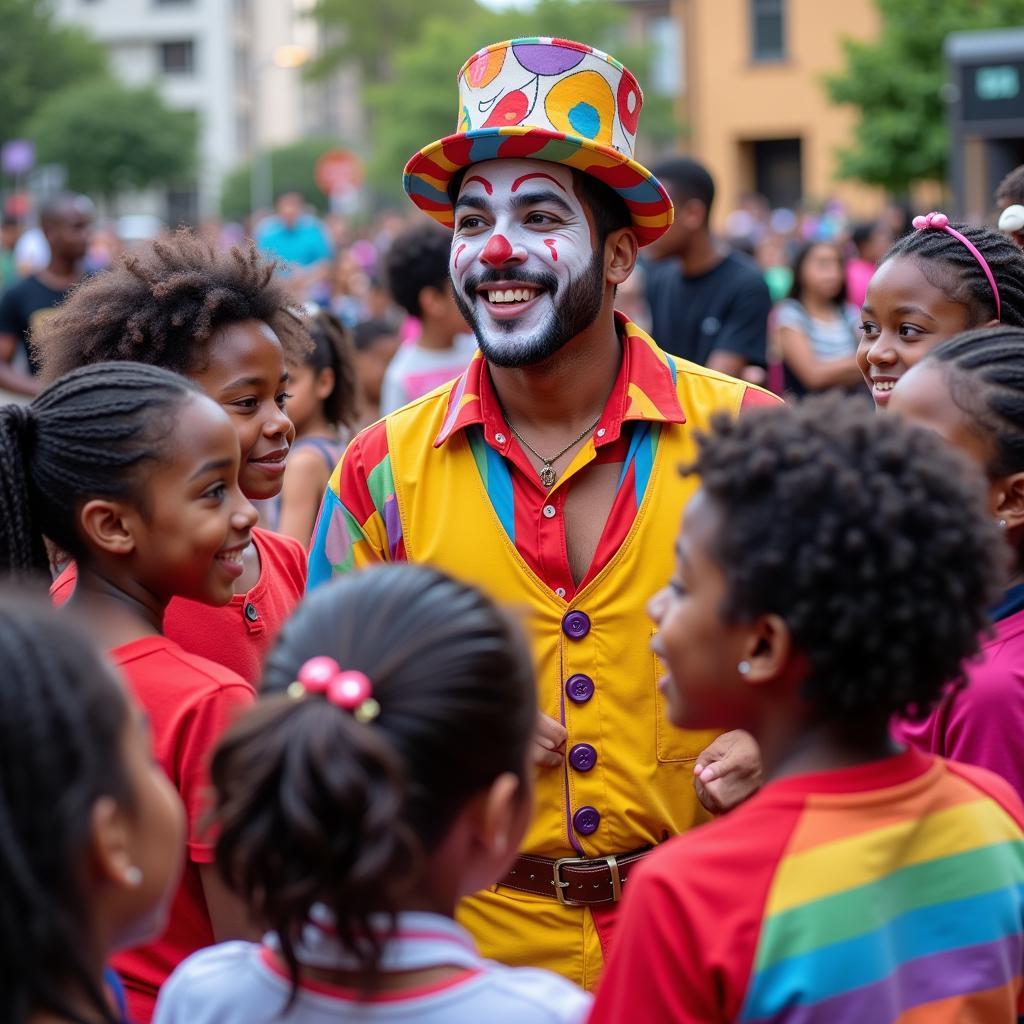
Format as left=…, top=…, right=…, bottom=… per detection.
left=543, top=238, right=559, bottom=261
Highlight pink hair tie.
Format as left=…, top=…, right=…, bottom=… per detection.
left=912, top=211, right=1001, bottom=321
left=288, top=657, right=381, bottom=723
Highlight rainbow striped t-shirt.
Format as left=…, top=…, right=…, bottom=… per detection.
left=590, top=747, right=1024, bottom=1023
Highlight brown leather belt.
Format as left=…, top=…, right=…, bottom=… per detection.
left=497, top=847, right=652, bottom=906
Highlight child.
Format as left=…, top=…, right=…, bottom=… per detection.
left=996, top=165, right=1024, bottom=248
left=274, top=309, right=357, bottom=545
left=775, top=240, right=862, bottom=395
left=153, top=565, right=591, bottom=1023
left=845, top=218, right=892, bottom=308
left=857, top=211, right=1024, bottom=408
left=0, top=362, right=260, bottom=1022
left=379, top=223, right=476, bottom=415
left=889, top=327, right=1024, bottom=801
left=34, top=230, right=310, bottom=684
left=591, top=393, right=1024, bottom=1023
left=0, top=592, right=185, bottom=1024
left=351, top=318, right=400, bottom=428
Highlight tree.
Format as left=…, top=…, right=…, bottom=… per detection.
left=28, top=80, right=197, bottom=203
left=306, top=0, right=476, bottom=81
left=826, top=0, right=1024, bottom=193
left=0, top=0, right=108, bottom=144
left=219, top=136, right=349, bottom=220
left=365, top=0, right=675, bottom=202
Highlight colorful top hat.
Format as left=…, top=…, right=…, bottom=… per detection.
left=403, top=37, right=674, bottom=247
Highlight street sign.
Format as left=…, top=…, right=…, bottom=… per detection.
left=1, top=140, right=35, bottom=177
left=314, top=149, right=363, bottom=197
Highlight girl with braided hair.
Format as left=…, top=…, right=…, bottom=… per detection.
left=0, top=362, right=259, bottom=1022
left=858, top=212, right=1024, bottom=407
left=890, top=326, right=1024, bottom=802
left=0, top=593, right=184, bottom=1024
left=35, top=229, right=311, bottom=685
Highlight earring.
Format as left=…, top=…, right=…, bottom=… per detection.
left=123, top=866, right=143, bottom=888
left=737, top=661, right=751, bottom=675
left=1000, top=519, right=1008, bottom=529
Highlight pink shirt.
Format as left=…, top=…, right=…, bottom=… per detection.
left=895, top=604, right=1024, bottom=802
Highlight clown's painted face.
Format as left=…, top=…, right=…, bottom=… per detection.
left=450, top=159, right=605, bottom=367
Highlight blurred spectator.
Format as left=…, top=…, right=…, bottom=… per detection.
left=846, top=219, right=893, bottom=308
left=256, top=190, right=333, bottom=302
left=996, top=165, right=1024, bottom=249
left=774, top=240, right=862, bottom=397
left=351, top=318, right=401, bottom=427
left=84, top=222, right=125, bottom=274
left=273, top=309, right=358, bottom=544
left=380, top=223, right=475, bottom=415
left=755, top=232, right=793, bottom=302
left=644, top=156, right=772, bottom=376
left=0, top=193, right=92, bottom=399
left=327, top=249, right=372, bottom=326
left=13, top=221, right=49, bottom=277
left=0, top=214, right=22, bottom=291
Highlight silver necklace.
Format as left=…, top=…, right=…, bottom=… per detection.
left=504, top=414, right=601, bottom=488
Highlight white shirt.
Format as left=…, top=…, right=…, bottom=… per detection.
left=153, top=911, right=590, bottom=1024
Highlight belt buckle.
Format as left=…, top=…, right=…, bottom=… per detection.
left=551, top=855, right=623, bottom=905
left=552, top=856, right=588, bottom=906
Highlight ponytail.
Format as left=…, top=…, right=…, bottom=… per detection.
left=210, top=565, right=536, bottom=991
left=211, top=693, right=414, bottom=986
left=0, top=362, right=200, bottom=578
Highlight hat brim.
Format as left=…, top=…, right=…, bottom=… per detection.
left=403, top=126, right=673, bottom=247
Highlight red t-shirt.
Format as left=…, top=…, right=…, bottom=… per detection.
left=51, top=527, right=306, bottom=686
left=109, top=636, right=254, bottom=1023
left=589, top=749, right=1024, bottom=1023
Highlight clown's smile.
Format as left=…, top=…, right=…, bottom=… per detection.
left=476, top=280, right=548, bottom=318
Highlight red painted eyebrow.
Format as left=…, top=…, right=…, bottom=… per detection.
left=511, top=171, right=567, bottom=194
left=463, top=175, right=493, bottom=194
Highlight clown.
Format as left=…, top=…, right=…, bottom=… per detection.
left=309, top=37, right=779, bottom=988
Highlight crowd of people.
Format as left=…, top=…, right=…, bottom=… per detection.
left=4, top=32, right=1024, bottom=1024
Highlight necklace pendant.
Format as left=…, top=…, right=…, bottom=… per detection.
left=540, top=464, right=557, bottom=488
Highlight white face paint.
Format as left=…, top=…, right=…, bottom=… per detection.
left=450, top=159, right=600, bottom=366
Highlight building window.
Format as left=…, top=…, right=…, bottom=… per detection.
left=160, top=40, right=195, bottom=74
left=751, top=0, right=785, bottom=63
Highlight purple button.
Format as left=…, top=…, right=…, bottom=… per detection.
left=562, top=610, right=591, bottom=640
left=573, top=806, right=601, bottom=835
left=565, top=674, right=594, bottom=704
left=569, top=743, right=597, bottom=772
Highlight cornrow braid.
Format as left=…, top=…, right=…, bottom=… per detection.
left=0, top=362, right=200, bottom=578
left=0, top=591, right=131, bottom=1024
left=929, top=326, right=1024, bottom=478
left=32, top=229, right=311, bottom=383
left=883, top=221, right=1024, bottom=327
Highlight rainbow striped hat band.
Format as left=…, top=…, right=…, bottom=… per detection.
left=403, top=37, right=674, bottom=247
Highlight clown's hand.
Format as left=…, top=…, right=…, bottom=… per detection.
left=693, top=730, right=762, bottom=814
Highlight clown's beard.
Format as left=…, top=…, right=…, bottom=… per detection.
left=454, top=249, right=605, bottom=369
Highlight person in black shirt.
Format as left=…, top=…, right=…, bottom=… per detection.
left=642, top=158, right=771, bottom=377
left=0, top=193, right=92, bottom=398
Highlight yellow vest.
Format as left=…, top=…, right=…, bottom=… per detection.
left=383, top=356, right=756, bottom=860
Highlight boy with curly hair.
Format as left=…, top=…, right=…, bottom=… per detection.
left=34, top=230, right=312, bottom=685
left=592, top=393, right=1024, bottom=1023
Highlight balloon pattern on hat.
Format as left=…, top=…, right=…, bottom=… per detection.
left=545, top=71, right=614, bottom=145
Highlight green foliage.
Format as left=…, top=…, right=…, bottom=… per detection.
left=0, top=0, right=108, bottom=143
left=362, top=0, right=676, bottom=201
left=306, top=0, right=477, bottom=80
left=219, top=136, right=349, bottom=220
left=826, top=0, right=1024, bottom=192
left=28, top=79, right=197, bottom=200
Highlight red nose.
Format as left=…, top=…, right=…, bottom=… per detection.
left=481, top=234, right=514, bottom=266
